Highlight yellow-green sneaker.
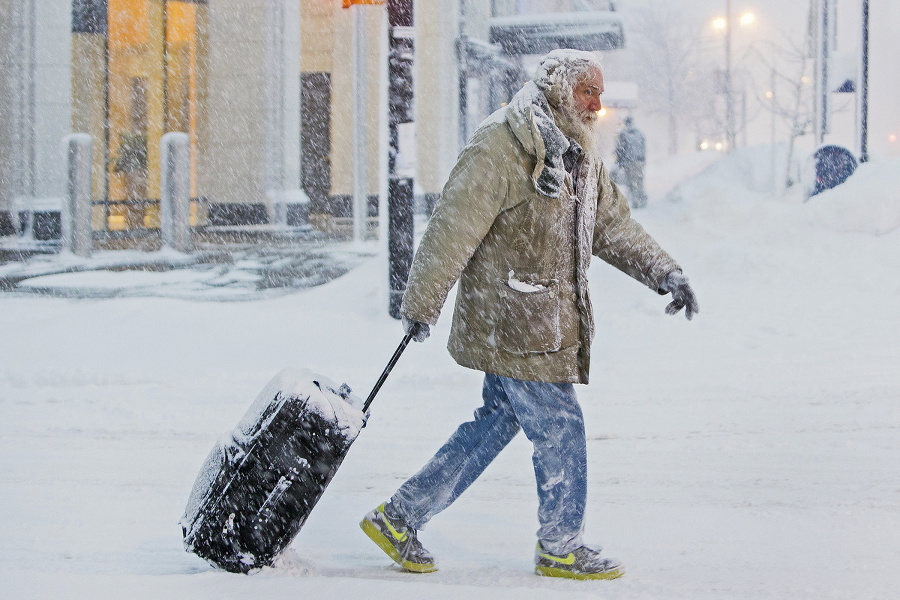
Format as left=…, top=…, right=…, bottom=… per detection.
left=360, top=503, right=437, bottom=573
left=534, top=542, right=624, bottom=580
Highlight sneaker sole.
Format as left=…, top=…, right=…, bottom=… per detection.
left=359, top=518, right=437, bottom=573
left=535, top=564, right=625, bottom=580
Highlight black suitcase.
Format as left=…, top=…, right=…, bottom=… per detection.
left=181, top=335, right=412, bottom=572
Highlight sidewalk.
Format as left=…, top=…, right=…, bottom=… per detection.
left=0, top=227, right=377, bottom=301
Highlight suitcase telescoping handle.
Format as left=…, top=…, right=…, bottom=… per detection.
left=362, top=332, right=415, bottom=413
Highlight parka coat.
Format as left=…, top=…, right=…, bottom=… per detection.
left=400, top=83, right=680, bottom=384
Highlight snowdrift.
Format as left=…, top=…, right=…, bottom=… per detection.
left=804, top=158, right=900, bottom=235
left=664, top=145, right=900, bottom=236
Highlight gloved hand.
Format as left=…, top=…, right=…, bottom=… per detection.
left=660, top=270, right=699, bottom=320
left=402, top=316, right=431, bottom=342
left=535, top=155, right=566, bottom=198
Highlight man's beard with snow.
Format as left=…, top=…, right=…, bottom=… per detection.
left=532, top=49, right=604, bottom=157
left=553, top=89, right=601, bottom=156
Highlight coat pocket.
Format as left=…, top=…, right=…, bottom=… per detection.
left=496, top=278, right=562, bottom=354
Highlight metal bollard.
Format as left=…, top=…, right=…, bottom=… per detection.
left=160, top=132, right=191, bottom=253
left=62, top=133, right=93, bottom=257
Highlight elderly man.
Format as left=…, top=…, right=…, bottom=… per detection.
left=360, top=49, right=698, bottom=580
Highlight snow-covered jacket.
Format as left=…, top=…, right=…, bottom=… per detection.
left=400, top=82, right=679, bottom=384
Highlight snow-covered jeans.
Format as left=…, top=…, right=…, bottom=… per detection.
left=390, top=373, right=587, bottom=555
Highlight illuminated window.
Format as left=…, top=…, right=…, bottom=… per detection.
left=104, top=0, right=204, bottom=230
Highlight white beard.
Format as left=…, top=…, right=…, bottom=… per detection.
left=552, top=95, right=601, bottom=158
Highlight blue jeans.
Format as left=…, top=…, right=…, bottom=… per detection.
left=390, top=373, right=587, bottom=555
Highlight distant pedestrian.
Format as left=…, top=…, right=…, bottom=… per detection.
left=360, top=49, right=698, bottom=580
left=615, top=116, right=647, bottom=208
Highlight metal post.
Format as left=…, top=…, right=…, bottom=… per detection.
left=352, top=4, right=369, bottom=242
left=814, top=0, right=831, bottom=145
left=771, top=62, right=777, bottom=195
left=160, top=132, right=192, bottom=252
left=23, top=0, right=37, bottom=200
left=264, top=0, right=285, bottom=225
left=859, top=0, right=869, bottom=163
left=63, top=134, right=93, bottom=258
left=724, top=0, right=736, bottom=152
left=457, top=35, right=469, bottom=151
left=387, top=0, right=415, bottom=319
left=741, top=90, right=747, bottom=147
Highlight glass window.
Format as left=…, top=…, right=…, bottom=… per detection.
left=103, top=0, right=202, bottom=231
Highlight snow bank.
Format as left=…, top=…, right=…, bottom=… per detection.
left=665, top=145, right=790, bottom=205
left=663, top=145, right=899, bottom=237
left=804, top=157, right=900, bottom=235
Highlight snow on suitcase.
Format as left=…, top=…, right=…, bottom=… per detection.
left=180, top=369, right=366, bottom=573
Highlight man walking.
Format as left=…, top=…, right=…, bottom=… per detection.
left=360, top=49, right=698, bottom=580
left=615, top=116, right=648, bottom=208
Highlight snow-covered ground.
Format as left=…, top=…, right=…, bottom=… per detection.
left=1, top=149, right=898, bottom=599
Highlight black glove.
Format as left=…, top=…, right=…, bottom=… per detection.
left=402, top=316, right=431, bottom=342
left=660, top=271, right=699, bottom=320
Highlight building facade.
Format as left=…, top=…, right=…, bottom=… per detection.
left=1, top=0, right=303, bottom=237
left=3, top=0, right=898, bottom=241
left=0, top=0, right=631, bottom=240
left=0, top=0, right=73, bottom=236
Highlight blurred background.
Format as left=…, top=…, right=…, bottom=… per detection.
left=0, top=0, right=896, bottom=244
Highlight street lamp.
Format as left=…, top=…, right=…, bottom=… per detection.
left=712, top=4, right=755, bottom=152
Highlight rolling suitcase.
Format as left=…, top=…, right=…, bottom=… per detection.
left=180, top=334, right=413, bottom=573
